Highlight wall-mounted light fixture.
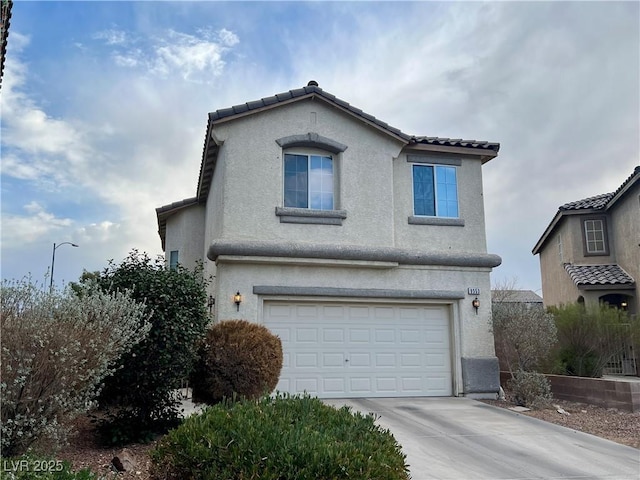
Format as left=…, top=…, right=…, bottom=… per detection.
left=234, top=291, right=242, bottom=311
left=472, top=297, right=480, bottom=314
left=208, top=295, right=215, bottom=314
left=621, top=301, right=628, bottom=309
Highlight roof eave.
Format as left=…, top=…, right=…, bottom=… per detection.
left=403, top=142, right=499, bottom=163
left=156, top=197, right=199, bottom=251
left=606, top=170, right=639, bottom=210
left=209, top=92, right=410, bottom=144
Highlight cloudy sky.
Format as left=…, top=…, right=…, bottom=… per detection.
left=1, top=1, right=638, bottom=293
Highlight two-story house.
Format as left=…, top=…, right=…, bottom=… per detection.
left=532, top=166, right=639, bottom=316
left=156, top=82, right=502, bottom=399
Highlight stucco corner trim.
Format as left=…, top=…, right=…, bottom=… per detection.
left=408, top=216, right=465, bottom=227
left=253, top=285, right=465, bottom=300
left=275, top=207, right=347, bottom=225
left=276, top=132, right=348, bottom=154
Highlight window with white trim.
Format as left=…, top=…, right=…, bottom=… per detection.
left=583, top=218, right=607, bottom=254
left=412, top=164, right=459, bottom=217
left=284, top=153, right=334, bottom=210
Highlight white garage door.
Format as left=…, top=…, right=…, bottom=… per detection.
left=263, top=301, right=452, bottom=398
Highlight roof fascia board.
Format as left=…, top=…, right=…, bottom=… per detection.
left=403, top=142, right=498, bottom=163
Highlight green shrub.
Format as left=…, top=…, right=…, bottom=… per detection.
left=90, top=251, right=210, bottom=445
left=549, top=303, right=638, bottom=377
left=0, top=455, right=100, bottom=479
left=508, top=370, right=552, bottom=409
left=150, top=394, right=409, bottom=480
left=0, top=278, right=150, bottom=457
left=190, top=320, right=283, bottom=405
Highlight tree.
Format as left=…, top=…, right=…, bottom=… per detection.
left=90, top=250, right=210, bottom=444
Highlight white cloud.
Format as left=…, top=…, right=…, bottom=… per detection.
left=93, top=28, right=128, bottom=45
left=1, top=202, right=74, bottom=247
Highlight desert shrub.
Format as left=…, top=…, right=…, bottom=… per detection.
left=190, top=319, right=283, bottom=405
left=0, top=278, right=150, bottom=457
left=91, top=251, right=209, bottom=444
left=550, top=303, right=638, bottom=377
left=0, top=455, right=99, bottom=479
left=508, top=370, right=552, bottom=409
left=491, top=291, right=557, bottom=375
left=150, top=394, right=409, bottom=480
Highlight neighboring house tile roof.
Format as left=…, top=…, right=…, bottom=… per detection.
left=559, top=192, right=613, bottom=211
left=155, top=197, right=199, bottom=250
left=532, top=166, right=640, bottom=254
left=564, top=263, right=635, bottom=287
left=491, top=289, right=543, bottom=303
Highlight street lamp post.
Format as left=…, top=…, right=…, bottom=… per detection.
left=50, top=242, right=79, bottom=292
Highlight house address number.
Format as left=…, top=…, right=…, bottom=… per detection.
left=468, top=287, right=480, bottom=295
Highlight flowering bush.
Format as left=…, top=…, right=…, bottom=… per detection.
left=0, top=278, right=150, bottom=456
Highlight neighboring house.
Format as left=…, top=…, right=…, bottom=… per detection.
left=156, top=81, right=502, bottom=399
left=491, top=289, right=544, bottom=308
left=532, top=167, right=639, bottom=317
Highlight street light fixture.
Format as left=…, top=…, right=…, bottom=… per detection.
left=50, top=242, right=79, bottom=292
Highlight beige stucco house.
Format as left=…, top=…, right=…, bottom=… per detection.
left=156, top=81, right=502, bottom=399
left=532, top=166, right=639, bottom=317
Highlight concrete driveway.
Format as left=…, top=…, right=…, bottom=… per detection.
left=324, top=397, right=640, bottom=480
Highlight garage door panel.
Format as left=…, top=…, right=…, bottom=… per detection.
left=322, top=353, right=345, bottom=367
left=296, top=328, right=318, bottom=342
left=349, top=329, right=370, bottom=342
left=323, top=328, right=344, bottom=343
left=264, top=301, right=452, bottom=398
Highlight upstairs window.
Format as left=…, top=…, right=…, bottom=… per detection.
left=413, top=165, right=458, bottom=217
left=284, top=153, right=334, bottom=210
left=583, top=218, right=608, bottom=255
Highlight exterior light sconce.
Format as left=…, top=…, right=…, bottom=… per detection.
left=208, top=295, right=215, bottom=314
left=472, top=297, right=480, bottom=315
left=234, top=291, right=242, bottom=311
left=621, top=301, right=628, bottom=309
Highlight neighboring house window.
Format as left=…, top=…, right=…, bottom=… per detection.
left=169, top=250, right=179, bottom=270
left=412, top=165, right=458, bottom=217
left=583, top=218, right=608, bottom=255
left=284, top=153, right=334, bottom=210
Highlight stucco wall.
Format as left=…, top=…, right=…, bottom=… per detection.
left=208, top=99, right=401, bottom=247
left=212, top=259, right=495, bottom=360
left=539, top=222, right=582, bottom=307
left=609, top=190, right=640, bottom=313
left=164, top=205, right=206, bottom=271
left=393, top=152, right=488, bottom=252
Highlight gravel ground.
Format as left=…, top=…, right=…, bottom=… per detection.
left=57, top=397, right=640, bottom=479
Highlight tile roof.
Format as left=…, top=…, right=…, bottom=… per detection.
left=559, top=192, right=614, bottom=211
left=564, top=263, right=635, bottom=287
left=532, top=166, right=640, bottom=255
left=208, top=81, right=500, bottom=153
left=491, top=289, right=543, bottom=303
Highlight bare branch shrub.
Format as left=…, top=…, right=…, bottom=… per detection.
left=1, top=278, right=151, bottom=456
left=491, top=287, right=557, bottom=377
